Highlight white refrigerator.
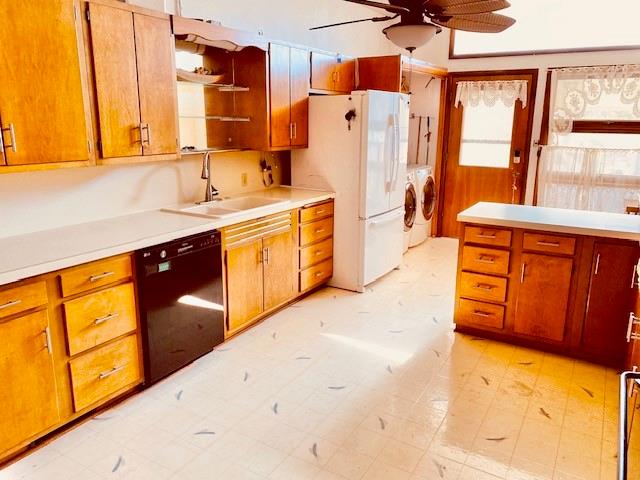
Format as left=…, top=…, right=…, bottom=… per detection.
left=292, top=90, right=409, bottom=292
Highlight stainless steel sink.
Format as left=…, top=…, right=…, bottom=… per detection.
left=165, top=196, right=288, bottom=219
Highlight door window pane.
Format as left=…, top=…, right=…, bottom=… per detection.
left=459, top=102, right=514, bottom=168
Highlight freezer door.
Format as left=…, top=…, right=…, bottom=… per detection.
left=359, top=90, right=398, bottom=219
left=388, top=94, right=410, bottom=211
left=360, top=207, right=404, bottom=288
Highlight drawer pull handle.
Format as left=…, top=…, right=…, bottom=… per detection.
left=315, top=228, right=326, bottom=234
left=476, top=233, right=496, bottom=239
left=472, top=310, right=492, bottom=318
left=537, top=240, right=560, bottom=247
left=476, top=256, right=495, bottom=264
left=99, top=365, right=126, bottom=380
left=474, top=283, right=495, bottom=291
left=315, top=250, right=324, bottom=256
left=315, top=209, right=326, bottom=215
left=0, top=299, right=21, bottom=310
left=43, top=326, right=53, bottom=354
left=89, top=271, right=115, bottom=282
left=627, top=313, right=640, bottom=342
left=94, top=313, right=120, bottom=325
left=315, top=272, right=324, bottom=277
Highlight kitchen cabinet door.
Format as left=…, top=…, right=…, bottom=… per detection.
left=269, top=43, right=292, bottom=148
left=289, top=47, right=310, bottom=148
left=0, top=310, right=59, bottom=452
left=89, top=3, right=142, bottom=158
left=263, top=229, right=296, bottom=311
left=514, top=253, right=573, bottom=342
left=226, top=239, right=264, bottom=334
left=311, top=52, right=355, bottom=94
left=583, top=243, right=638, bottom=365
left=133, top=13, right=178, bottom=156
left=0, top=0, right=91, bottom=166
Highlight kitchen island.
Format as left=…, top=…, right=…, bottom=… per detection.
left=455, top=202, right=640, bottom=367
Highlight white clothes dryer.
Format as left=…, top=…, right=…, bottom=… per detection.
left=409, top=166, right=436, bottom=247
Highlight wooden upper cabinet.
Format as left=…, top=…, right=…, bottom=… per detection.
left=269, top=43, right=309, bottom=149
left=0, top=310, right=60, bottom=453
left=357, top=55, right=447, bottom=93
left=0, top=0, right=92, bottom=167
left=583, top=243, right=638, bottom=364
left=263, top=229, right=297, bottom=311
left=514, top=253, right=573, bottom=342
left=133, top=12, right=179, bottom=156
left=310, top=52, right=355, bottom=94
left=269, top=43, right=292, bottom=149
left=88, top=1, right=178, bottom=160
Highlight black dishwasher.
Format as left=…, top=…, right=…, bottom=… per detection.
left=136, top=231, right=224, bottom=385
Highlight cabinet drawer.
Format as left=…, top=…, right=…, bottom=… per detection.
left=0, top=281, right=47, bottom=319
left=300, top=258, right=333, bottom=292
left=300, top=237, right=333, bottom=269
left=461, top=246, right=510, bottom=276
left=63, top=283, right=138, bottom=356
left=60, top=255, right=132, bottom=297
left=69, top=334, right=141, bottom=412
left=458, top=299, right=505, bottom=330
left=300, top=217, right=334, bottom=247
left=300, top=201, right=334, bottom=224
left=464, top=226, right=512, bottom=248
left=523, top=232, right=576, bottom=256
left=459, top=272, right=507, bottom=303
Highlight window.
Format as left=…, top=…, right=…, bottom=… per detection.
left=451, top=0, right=640, bottom=58
left=459, top=102, right=514, bottom=168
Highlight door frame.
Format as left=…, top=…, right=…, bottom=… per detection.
left=435, top=69, right=538, bottom=237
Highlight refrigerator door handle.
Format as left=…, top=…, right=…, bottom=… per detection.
left=391, top=112, right=401, bottom=188
left=370, top=209, right=404, bottom=226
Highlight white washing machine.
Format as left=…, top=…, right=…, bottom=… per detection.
left=403, top=168, right=418, bottom=253
left=409, top=166, right=436, bottom=247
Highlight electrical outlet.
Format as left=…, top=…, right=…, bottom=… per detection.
left=241, top=173, right=248, bottom=187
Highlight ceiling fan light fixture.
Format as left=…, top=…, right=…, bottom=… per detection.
left=382, top=22, right=441, bottom=51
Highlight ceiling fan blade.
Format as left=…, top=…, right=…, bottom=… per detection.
left=342, top=0, right=410, bottom=15
left=432, top=12, right=515, bottom=32
left=429, top=0, right=511, bottom=15
left=310, top=15, right=397, bottom=30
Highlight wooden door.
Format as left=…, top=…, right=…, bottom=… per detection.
left=263, top=229, right=296, bottom=311
left=289, top=47, right=310, bottom=148
left=0, top=0, right=91, bottom=166
left=269, top=43, right=292, bottom=148
left=89, top=3, right=142, bottom=158
left=0, top=310, right=59, bottom=452
left=133, top=12, right=179, bottom=156
left=514, top=253, right=573, bottom=342
left=440, top=71, right=537, bottom=237
left=225, top=239, right=264, bottom=333
left=583, top=243, right=638, bottom=365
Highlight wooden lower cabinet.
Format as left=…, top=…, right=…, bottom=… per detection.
left=0, top=253, right=142, bottom=463
left=0, top=310, right=60, bottom=454
left=226, top=238, right=265, bottom=333
left=514, top=253, right=573, bottom=342
left=263, top=230, right=297, bottom=311
left=456, top=223, right=640, bottom=367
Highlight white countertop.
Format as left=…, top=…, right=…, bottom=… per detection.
left=0, top=186, right=334, bottom=286
left=458, top=202, right=640, bottom=242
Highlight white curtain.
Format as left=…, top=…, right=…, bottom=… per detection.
left=455, top=80, right=528, bottom=108
left=537, top=145, right=640, bottom=213
left=550, top=64, right=640, bottom=136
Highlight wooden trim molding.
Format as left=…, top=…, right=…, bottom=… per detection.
left=572, top=121, right=640, bottom=134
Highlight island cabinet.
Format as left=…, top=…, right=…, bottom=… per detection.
left=0, top=0, right=93, bottom=171
left=455, top=224, right=639, bottom=367
left=0, top=253, right=142, bottom=463
left=87, top=0, right=179, bottom=162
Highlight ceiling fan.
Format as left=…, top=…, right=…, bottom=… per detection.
left=311, top=0, right=516, bottom=52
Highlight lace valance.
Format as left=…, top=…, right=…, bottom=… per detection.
left=551, top=64, right=640, bottom=135
left=455, top=80, right=528, bottom=109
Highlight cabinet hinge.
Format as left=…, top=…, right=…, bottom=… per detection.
left=87, top=140, right=92, bottom=154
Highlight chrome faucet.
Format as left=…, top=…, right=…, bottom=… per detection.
left=200, top=151, right=219, bottom=203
